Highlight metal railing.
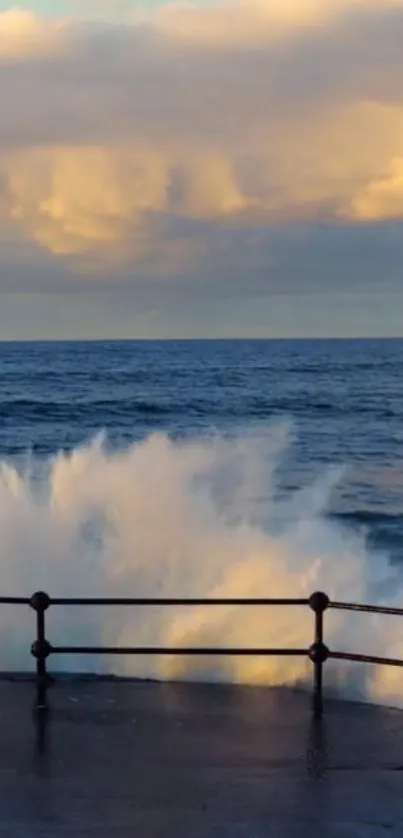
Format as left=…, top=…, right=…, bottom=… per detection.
left=2, top=590, right=403, bottom=718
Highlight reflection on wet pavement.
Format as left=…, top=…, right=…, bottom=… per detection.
left=0, top=678, right=402, bottom=836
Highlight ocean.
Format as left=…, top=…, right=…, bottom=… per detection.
left=0, top=337, right=403, bottom=705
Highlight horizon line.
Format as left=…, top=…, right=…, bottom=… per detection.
left=0, top=336, right=402, bottom=344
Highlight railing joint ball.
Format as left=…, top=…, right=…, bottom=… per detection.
left=31, top=640, right=52, bottom=660
left=30, top=591, right=50, bottom=612
left=309, top=591, right=330, bottom=614
left=308, top=641, right=329, bottom=664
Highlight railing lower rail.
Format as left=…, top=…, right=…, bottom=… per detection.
left=1, top=590, right=402, bottom=718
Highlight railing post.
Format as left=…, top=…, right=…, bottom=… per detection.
left=308, top=591, right=330, bottom=719
left=30, top=591, right=51, bottom=711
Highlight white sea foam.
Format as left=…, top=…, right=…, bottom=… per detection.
left=0, top=425, right=402, bottom=706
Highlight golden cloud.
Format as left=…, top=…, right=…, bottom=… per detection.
left=0, top=8, right=69, bottom=60
left=4, top=146, right=169, bottom=255
left=348, top=157, right=403, bottom=221
left=155, top=0, right=337, bottom=46
left=1, top=1, right=403, bottom=270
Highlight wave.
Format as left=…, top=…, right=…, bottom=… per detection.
left=331, top=509, right=403, bottom=526
left=0, top=425, right=403, bottom=707
left=1, top=395, right=397, bottom=424
left=0, top=399, right=170, bottom=422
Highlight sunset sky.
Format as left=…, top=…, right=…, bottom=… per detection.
left=1, top=0, right=403, bottom=339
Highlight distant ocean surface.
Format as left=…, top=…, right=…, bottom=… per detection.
left=1, top=338, right=402, bottom=560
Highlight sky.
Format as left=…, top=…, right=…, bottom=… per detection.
left=0, top=0, right=403, bottom=339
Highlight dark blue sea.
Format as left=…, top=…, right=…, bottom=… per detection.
left=1, top=338, right=402, bottom=560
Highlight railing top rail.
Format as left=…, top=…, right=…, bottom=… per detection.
left=330, top=601, right=403, bottom=617
left=0, top=597, right=30, bottom=605
left=0, top=593, right=402, bottom=618
left=51, top=645, right=309, bottom=656
left=330, top=650, right=403, bottom=667
left=47, top=596, right=310, bottom=607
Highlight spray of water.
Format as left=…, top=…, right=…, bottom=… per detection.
left=0, top=425, right=402, bottom=706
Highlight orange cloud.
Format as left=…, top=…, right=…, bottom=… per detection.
left=0, top=8, right=69, bottom=60
left=1, top=1, right=403, bottom=273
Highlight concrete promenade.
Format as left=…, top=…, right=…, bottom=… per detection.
left=0, top=677, right=402, bottom=836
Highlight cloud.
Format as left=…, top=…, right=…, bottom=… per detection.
left=349, top=157, right=403, bottom=220
left=0, top=8, right=69, bottom=59
left=154, top=0, right=338, bottom=46
left=1, top=0, right=403, bottom=288
left=4, top=145, right=169, bottom=254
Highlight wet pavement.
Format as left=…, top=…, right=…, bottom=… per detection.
left=0, top=677, right=402, bottom=836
